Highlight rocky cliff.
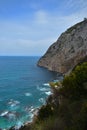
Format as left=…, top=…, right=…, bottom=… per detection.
left=38, top=19, right=87, bottom=74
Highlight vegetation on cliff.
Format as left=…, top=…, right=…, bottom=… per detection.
left=19, top=62, right=87, bottom=130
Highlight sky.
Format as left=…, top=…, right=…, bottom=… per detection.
left=0, top=0, right=87, bottom=56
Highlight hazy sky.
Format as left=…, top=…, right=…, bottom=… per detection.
left=0, top=0, right=87, bottom=56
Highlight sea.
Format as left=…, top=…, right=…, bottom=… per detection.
left=0, top=56, right=63, bottom=129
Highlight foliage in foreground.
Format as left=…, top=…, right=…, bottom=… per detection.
left=21, top=62, right=87, bottom=130
left=60, top=62, right=87, bottom=100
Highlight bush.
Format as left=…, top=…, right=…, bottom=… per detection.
left=37, top=104, right=54, bottom=120
left=60, top=62, right=87, bottom=100
left=25, top=62, right=87, bottom=130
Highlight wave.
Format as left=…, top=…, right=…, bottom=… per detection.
left=25, top=92, right=32, bottom=97
left=43, top=83, right=50, bottom=86
left=0, top=110, right=9, bottom=117
left=15, top=121, right=24, bottom=129
left=45, top=91, right=52, bottom=95
left=37, top=86, right=50, bottom=92
left=54, top=80, right=59, bottom=82
left=0, top=110, right=19, bottom=120
left=29, top=113, right=34, bottom=119
left=39, top=98, right=45, bottom=104
left=8, top=99, right=20, bottom=106
left=24, top=106, right=35, bottom=114
left=7, top=99, right=20, bottom=111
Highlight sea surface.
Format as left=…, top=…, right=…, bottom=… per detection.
left=0, top=56, right=62, bottom=129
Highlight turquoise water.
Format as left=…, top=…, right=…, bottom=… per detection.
left=0, top=56, right=62, bottom=129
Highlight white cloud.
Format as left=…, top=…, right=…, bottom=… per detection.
left=34, top=10, right=48, bottom=24
left=65, top=0, right=87, bottom=10
left=0, top=0, right=87, bottom=56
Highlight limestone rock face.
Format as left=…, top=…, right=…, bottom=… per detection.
left=37, top=19, right=87, bottom=74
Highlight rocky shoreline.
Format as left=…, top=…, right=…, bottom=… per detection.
left=9, top=107, right=40, bottom=130
left=7, top=18, right=87, bottom=130
left=8, top=83, right=60, bottom=130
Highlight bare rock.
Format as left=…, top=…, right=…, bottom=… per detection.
left=38, top=19, right=87, bottom=74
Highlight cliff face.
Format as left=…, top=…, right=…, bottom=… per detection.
left=38, top=19, right=87, bottom=74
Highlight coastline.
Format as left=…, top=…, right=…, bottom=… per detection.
left=9, top=99, right=49, bottom=130
left=8, top=62, right=87, bottom=130
left=9, top=77, right=63, bottom=130
left=0, top=56, right=60, bottom=130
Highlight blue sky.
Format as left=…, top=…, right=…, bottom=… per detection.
left=0, top=0, right=87, bottom=56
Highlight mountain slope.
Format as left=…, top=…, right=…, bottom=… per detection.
left=38, top=19, right=87, bottom=74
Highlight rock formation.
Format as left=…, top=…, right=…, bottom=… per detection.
left=38, top=19, right=87, bottom=74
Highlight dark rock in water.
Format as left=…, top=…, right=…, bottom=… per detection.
left=38, top=19, right=87, bottom=75
left=19, top=124, right=31, bottom=130
left=9, top=126, right=15, bottom=130
left=9, top=123, right=31, bottom=130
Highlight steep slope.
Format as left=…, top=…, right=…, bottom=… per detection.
left=38, top=19, right=87, bottom=74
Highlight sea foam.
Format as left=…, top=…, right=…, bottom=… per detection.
left=0, top=111, right=9, bottom=117
left=39, top=98, right=45, bottom=104
left=43, top=83, right=50, bottom=86
left=37, top=86, right=50, bottom=92
left=25, top=93, right=32, bottom=97
left=45, top=91, right=52, bottom=95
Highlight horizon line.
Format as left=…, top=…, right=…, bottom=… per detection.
left=0, top=55, right=41, bottom=57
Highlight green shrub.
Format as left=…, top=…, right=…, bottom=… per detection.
left=60, top=62, right=87, bottom=100
left=37, top=104, right=54, bottom=120
left=30, top=62, right=87, bottom=130
left=77, top=102, right=87, bottom=130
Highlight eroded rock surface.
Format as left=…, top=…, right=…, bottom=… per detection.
left=38, top=19, right=87, bottom=74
